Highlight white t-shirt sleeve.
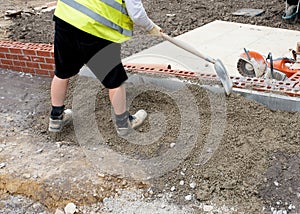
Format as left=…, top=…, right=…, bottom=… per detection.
left=124, top=0, right=154, bottom=31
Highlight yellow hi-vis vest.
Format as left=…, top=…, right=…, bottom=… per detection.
left=54, top=0, right=134, bottom=43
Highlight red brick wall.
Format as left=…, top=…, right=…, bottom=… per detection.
left=0, top=40, right=55, bottom=77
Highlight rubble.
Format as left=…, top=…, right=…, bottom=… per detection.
left=5, top=10, right=22, bottom=17
left=0, top=162, right=6, bottom=168
left=3, top=3, right=56, bottom=20
left=64, top=203, right=77, bottom=214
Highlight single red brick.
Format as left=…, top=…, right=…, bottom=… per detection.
left=40, top=63, right=54, bottom=70
left=36, top=69, right=50, bottom=76
left=32, top=56, right=45, bottom=63
left=13, top=61, right=26, bottom=67
left=9, top=47, right=22, bottom=54
left=36, top=50, right=51, bottom=57
left=36, top=44, right=51, bottom=48
left=5, top=54, right=19, bottom=60
left=0, top=53, right=5, bottom=59
left=45, top=57, right=55, bottom=64
left=26, top=62, right=40, bottom=68
left=1, top=59, right=13, bottom=65
left=18, top=55, right=31, bottom=61
left=0, top=64, right=10, bottom=69
left=22, top=67, right=35, bottom=74
left=23, top=49, right=36, bottom=56
left=0, top=47, right=9, bottom=53
left=11, top=66, right=23, bottom=72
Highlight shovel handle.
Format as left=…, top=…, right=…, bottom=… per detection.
left=161, top=33, right=216, bottom=64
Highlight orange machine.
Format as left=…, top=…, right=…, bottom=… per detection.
left=237, top=48, right=300, bottom=81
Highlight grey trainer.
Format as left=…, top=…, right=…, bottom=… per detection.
left=117, top=109, right=147, bottom=136
left=48, top=109, right=73, bottom=132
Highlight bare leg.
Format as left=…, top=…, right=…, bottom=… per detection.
left=48, top=75, right=72, bottom=132
left=108, top=84, right=126, bottom=115
left=51, top=75, right=69, bottom=106
left=108, top=83, right=147, bottom=136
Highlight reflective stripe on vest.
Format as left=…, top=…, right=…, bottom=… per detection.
left=101, top=0, right=128, bottom=16
left=60, top=0, right=133, bottom=37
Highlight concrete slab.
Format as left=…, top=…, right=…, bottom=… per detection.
left=123, top=20, right=300, bottom=77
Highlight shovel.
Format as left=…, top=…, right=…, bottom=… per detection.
left=161, top=33, right=233, bottom=95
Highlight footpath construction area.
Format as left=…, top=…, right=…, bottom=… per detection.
left=1, top=0, right=300, bottom=213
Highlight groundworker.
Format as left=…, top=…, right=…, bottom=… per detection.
left=48, top=0, right=163, bottom=136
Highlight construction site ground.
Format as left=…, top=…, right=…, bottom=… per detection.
left=1, top=0, right=300, bottom=213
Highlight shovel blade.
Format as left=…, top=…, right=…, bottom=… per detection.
left=214, top=59, right=233, bottom=96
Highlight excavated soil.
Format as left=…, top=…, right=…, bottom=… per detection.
left=1, top=0, right=300, bottom=213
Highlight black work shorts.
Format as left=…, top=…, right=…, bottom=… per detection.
left=53, top=17, right=128, bottom=89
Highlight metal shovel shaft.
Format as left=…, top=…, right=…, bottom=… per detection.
left=162, top=33, right=216, bottom=64
left=161, top=33, right=233, bottom=95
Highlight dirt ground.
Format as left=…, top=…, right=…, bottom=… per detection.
left=1, top=0, right=300, bottom=213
